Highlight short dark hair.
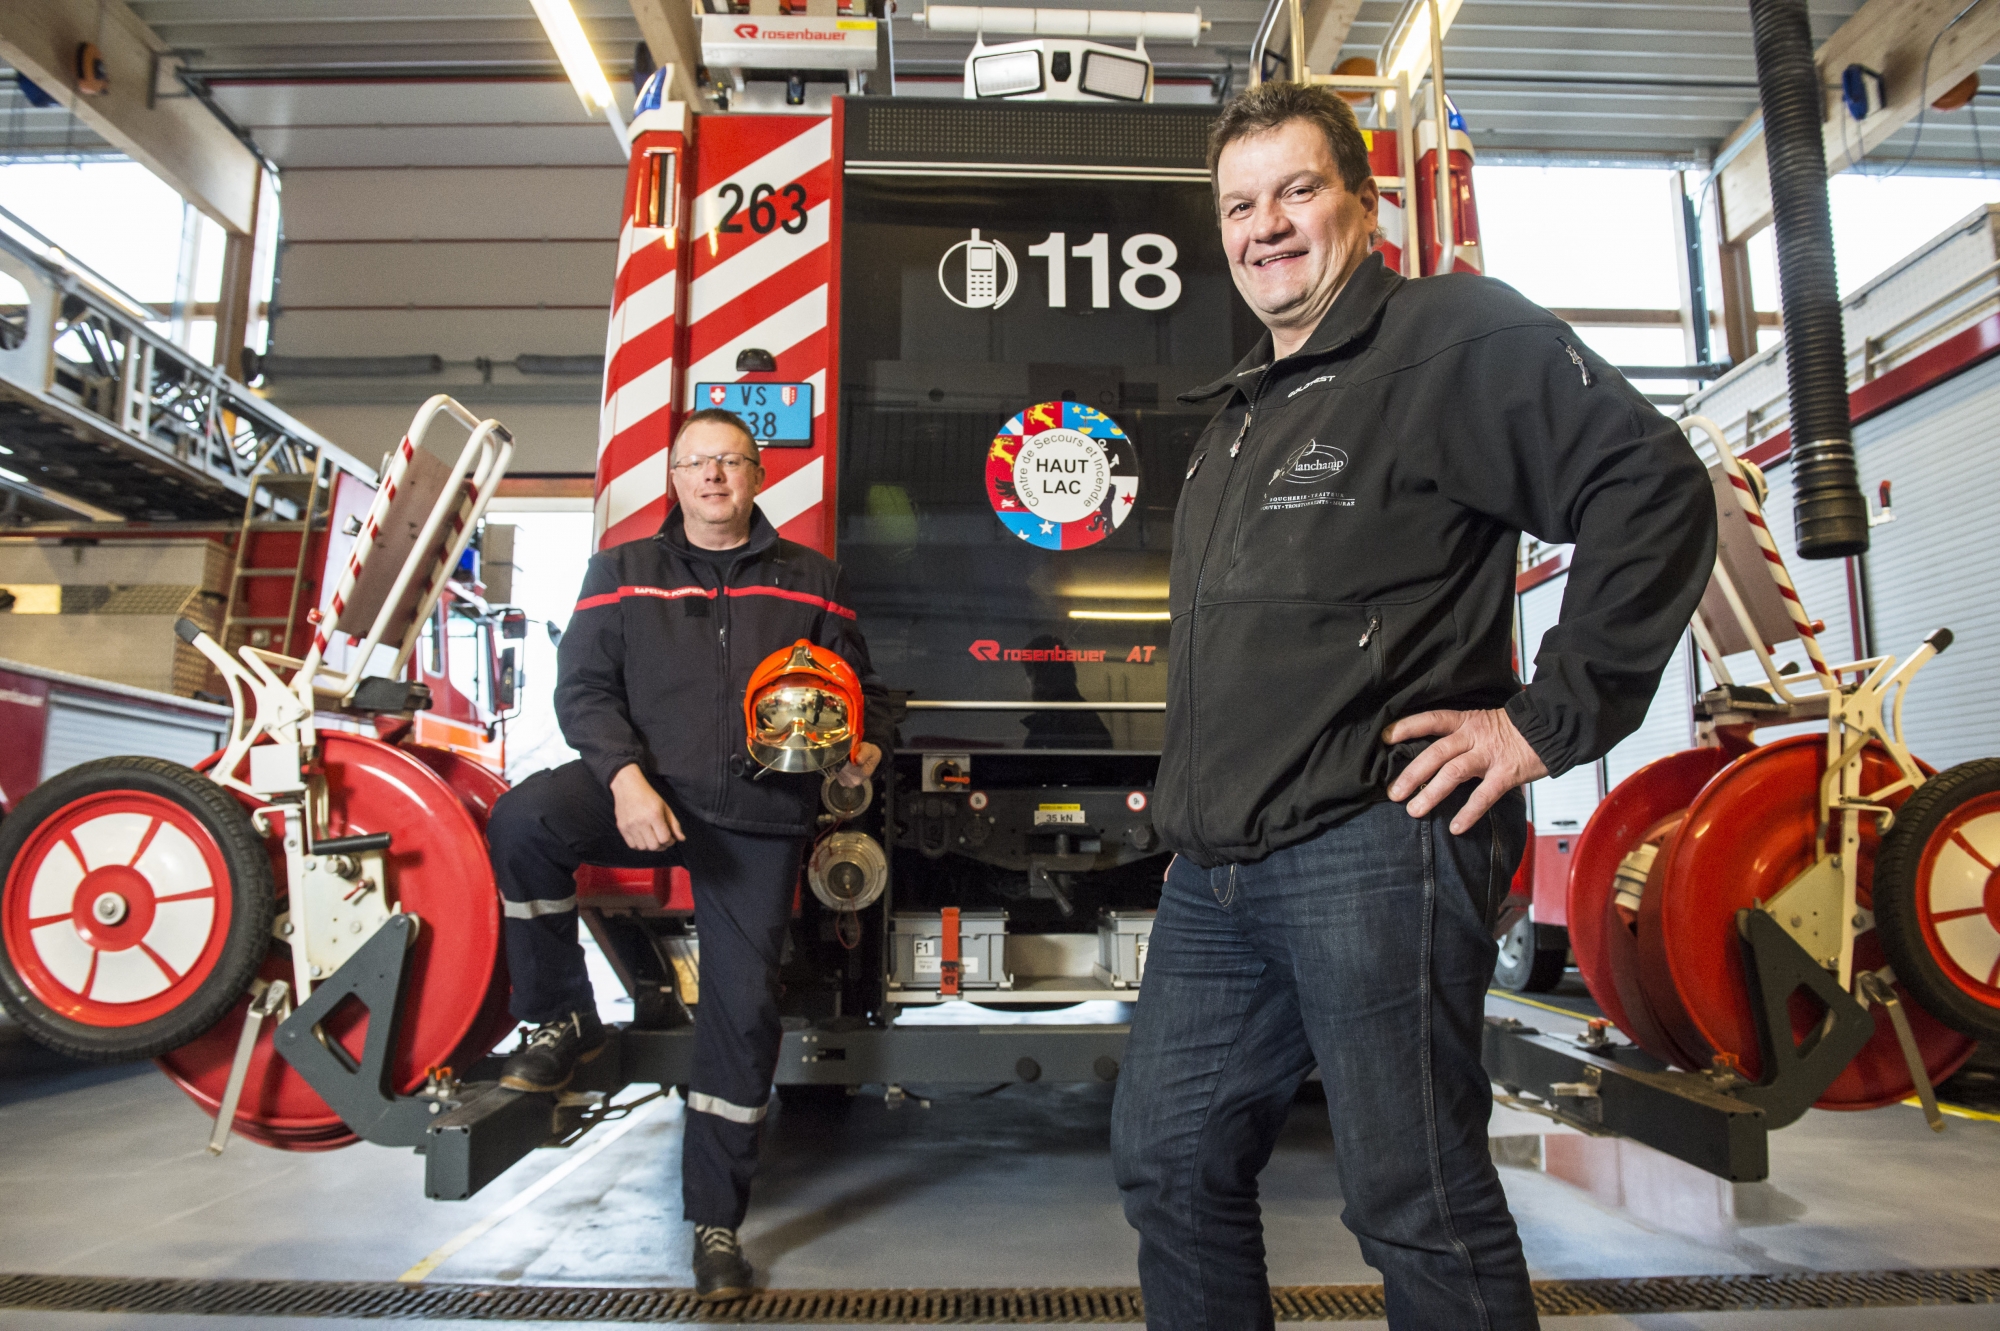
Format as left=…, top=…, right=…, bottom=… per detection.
left=1207, top=81, right=1373, bottom=198
left=672, top=407, right=759, bottom=461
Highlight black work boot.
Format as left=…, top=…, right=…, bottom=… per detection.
left=498, top=1010, right=606, bottom=1093
left=692, top=1224, right=753, bottom=1300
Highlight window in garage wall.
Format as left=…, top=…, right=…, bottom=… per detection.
left=1476, top=164, right=2000, bottom=385
left=485, top=503, right=595, bottom=784
left=1473, top=164, right=1693, bottom=390
left=0, top=157, right=235, bottom=360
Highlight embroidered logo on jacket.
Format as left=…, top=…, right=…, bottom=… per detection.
left=1272, top=440, right=1349, bottom=486
left=1260, top=439, right=1355, bottom=511
left=1286, top=373, right=1338, bottom=398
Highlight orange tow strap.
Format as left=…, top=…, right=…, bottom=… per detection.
left=940, top=905, right=961, bottom=998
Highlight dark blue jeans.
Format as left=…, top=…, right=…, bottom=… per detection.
left=1111, top=791, right=1535, bottom=1331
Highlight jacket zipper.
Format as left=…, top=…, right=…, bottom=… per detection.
left=1359, top=615, right=1380, bottom=648
left=715, top=560, right=733, bottom=816
left=1186, top=368, right=1272, bottom=859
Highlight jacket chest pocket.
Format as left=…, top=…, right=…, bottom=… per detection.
left=1226, top=392, right=1361, bottom=568
left=1169, top=416, right=1241, bottom=605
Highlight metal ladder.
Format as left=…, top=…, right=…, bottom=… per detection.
left=218, top=445, right=327, bottom=657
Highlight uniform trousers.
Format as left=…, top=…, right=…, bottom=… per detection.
left=488, top=759, right=804, bottom=1228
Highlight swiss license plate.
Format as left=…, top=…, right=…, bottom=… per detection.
left=694, top=381, right=814, bottom=447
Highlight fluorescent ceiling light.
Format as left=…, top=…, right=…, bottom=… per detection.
left=1069, top=609, right=1171, bottom=621
left=972, top=49, right=1044, bottom=97
left=529, top=0, right=618, bottom=113
left=1080, top=50, right=1149, bottom=102
left=1380, top=0, right=1461, bottom=104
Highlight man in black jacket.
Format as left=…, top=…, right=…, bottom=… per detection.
left=1109, top=85, right=1715, bottom=1330
left=487, top=408, right=888, bottom=1300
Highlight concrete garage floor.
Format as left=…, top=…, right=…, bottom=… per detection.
left=2, top=984, right=1997, bottom=1331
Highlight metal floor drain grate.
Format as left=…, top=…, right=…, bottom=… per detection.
left=1, top=1268, right=1997, bottom=1322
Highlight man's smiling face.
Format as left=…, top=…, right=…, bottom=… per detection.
left=1215, top=118, right=1380, bottom=352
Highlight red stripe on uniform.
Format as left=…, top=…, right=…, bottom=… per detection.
left=572, top=584, right=711, bottom=612
left=573, top=583, right=855, bottom=619
left=723, top=585, right=855, bottom=619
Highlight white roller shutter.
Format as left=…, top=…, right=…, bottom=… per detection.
left=1604, top=632, right=1697, bottom=789
left=1751, top=461, right=1863, bottom=671
left=1519, top=573, right=1604, bottom=833
left=40, top=693, right=226, bottom=783
left=1852, top=353, right=2000, bottom=770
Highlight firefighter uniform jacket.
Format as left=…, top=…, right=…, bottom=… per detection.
left=1158, top=252, right=1716, bottom=867
left=555, top=505, right=893, bottom=837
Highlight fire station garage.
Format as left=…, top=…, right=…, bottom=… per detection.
left=6, top=0, right=2000, bottom=1325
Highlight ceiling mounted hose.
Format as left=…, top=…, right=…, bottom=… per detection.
left=1747, top=0, right=1869, bottom=559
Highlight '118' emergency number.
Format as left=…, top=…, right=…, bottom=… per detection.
left=1029, top=232, right=1180, bottom=311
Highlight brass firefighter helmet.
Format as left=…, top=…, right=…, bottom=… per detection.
left=744, top=639, right=864, bottom=774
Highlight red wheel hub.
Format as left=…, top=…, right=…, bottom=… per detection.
left=1566, top=747, right=1728, bottom=1049
left=1, top=791, right=232, bottom=1026
left=1913, top=791, right=2000, bottom=1006
left=157, top=734, right=507, bottom=1147
left=1637, top=735, right=1973, bottom=1108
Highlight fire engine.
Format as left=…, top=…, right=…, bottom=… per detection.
left=0, top=29, right=1485, bottom=1191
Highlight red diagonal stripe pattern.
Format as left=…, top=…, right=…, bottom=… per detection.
left=680, top=114, right=837, bottom=556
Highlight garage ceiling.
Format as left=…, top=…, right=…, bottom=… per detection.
left=3, top=0, right=1997, bottom=171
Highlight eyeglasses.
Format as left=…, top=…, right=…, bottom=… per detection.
left=671, top=452, right=761, bottom=473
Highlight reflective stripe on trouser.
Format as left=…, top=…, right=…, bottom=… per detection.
left=686, top=1090, right=770, bottom=1124
left=486, top=759, right=804, bottom=1227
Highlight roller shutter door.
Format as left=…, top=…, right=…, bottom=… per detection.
left=1753, top=461, right=1862, bottom=671
left=1519, top=573, right=1603, bottom=834
left=1851, top=354, right=2000, bottom=770
left=39, top=694, right=227, bottom=783
left=1603, top=632, right=1697, bottom=790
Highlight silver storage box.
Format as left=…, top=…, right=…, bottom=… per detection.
left=891, top=910, right=1010, bottom=990
left=1094, top=909, right=1155, bottom=989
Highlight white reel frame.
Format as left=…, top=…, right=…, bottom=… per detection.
left=1682, top=416, right=1947, bottom=996
left=178, top=395, right=514, bottom=1004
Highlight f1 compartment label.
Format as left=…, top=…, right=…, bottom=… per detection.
left=914, top=937, right=979, bottom=975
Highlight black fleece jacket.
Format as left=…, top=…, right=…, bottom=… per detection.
left=554, top=505, right=892, bottom=837
left=1158, top=252, right=1715, bottom=866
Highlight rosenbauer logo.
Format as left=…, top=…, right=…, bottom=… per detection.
left=969, top=639, right=1107, bottom=664
left=732, top=22, right=854, bottom=39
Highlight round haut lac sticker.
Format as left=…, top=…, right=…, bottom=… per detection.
left=986, top=400, right=1140, bottom=551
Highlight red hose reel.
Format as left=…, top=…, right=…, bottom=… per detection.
left=1569, top=738, right=1976, bottom=1112
left=156, top=736, right=513, bottom=1148
left=1560, top=418, right=2000, bottom=1122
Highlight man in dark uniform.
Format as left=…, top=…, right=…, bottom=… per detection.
left=487, top=407, right=889, bottom=1300
left=1110, top=83, right=1715, bottom=1330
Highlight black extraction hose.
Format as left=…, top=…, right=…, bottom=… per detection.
left=1747, top=0, right=1870, bottom=559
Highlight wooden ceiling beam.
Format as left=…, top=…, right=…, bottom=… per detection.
left=1302, top=0, right=1365, bottom=82
left=0, top=0, right=261, bottom=235
left=627, top=0, right=708, bottom=112
left=1715, top=0, right=2000, bottom=245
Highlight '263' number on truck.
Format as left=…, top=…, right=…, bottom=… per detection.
left=714, top=181, right=810, bottom=235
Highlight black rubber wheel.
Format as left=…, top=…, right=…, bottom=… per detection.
left=0, top=756, right=275, bottom=1062
left=1874, top=758, right=2000, bottom=1041
left=1493, top=914, right=1566, bottom=993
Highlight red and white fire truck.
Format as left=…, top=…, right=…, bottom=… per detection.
left=0, top=39, right=1490, bottom=1193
